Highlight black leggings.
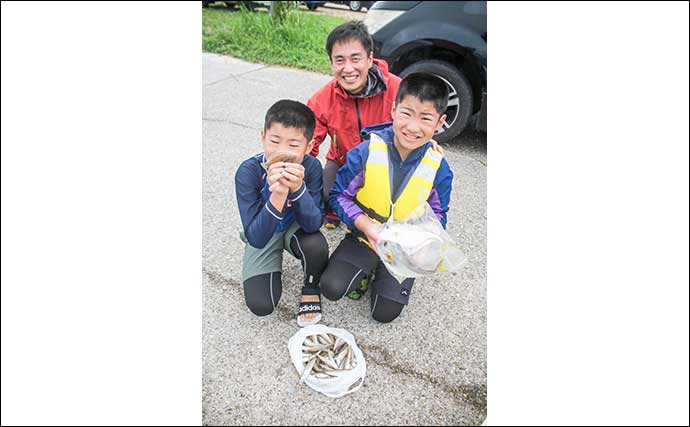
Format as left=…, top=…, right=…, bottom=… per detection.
left=243, top=229, right=328, bottom=316
left=320, top=259, right=405, bottom=323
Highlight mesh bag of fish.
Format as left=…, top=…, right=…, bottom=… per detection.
left=375, top=202, right=468, bottom=283
left=288, top=324, right=366, bottom=398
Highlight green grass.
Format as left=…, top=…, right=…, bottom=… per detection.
left=202, top=6, right=347, bottom=74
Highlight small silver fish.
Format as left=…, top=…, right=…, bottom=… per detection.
left=299, top=333, right=358, bottom=383
left=299, top=357, right=317, bottom=384
left=319, top=369, right=339, bottom=377
left=377, top=225, right=443, bottom=277
left=315, top=354, right=336, bottom=370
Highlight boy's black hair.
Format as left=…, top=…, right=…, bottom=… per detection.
left=395, top=73, right=450, bottom=115
left=264, top=100, right=316, bottom=141
left=326, top=21, right=373, bottom=58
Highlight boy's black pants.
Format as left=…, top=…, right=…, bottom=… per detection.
left=243, top=229, right=328, bottom=316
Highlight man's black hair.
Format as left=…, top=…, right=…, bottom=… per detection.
left=264, top=99, right=316, bottom=141
left=395, top=73, right=450, bottom=115
left=326, top=20, right=373, bottom=58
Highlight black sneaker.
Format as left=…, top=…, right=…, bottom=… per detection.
left=347, top=275, right=369, bottom=300
left=324, top=210, right=341, bottom=229
left=324, top=217, right=341, bottom=230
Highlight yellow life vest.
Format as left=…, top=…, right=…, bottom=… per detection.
left=355, top=132, right=443, bottom=224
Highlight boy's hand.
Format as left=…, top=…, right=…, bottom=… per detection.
left=278, top=163, right=305, bottom=194
left=430, top=139, right=445, bottom=155
left=268, top=179, right=290, bottom=195
left=266, top=162, right=288, bottom=186
left=267, top=163, right=290, bottom=195
left=266, top=162, right=284, bottom=184
left=355, top=215, right=382, bottom=254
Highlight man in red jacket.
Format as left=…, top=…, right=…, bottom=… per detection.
left=307, top=21, right=401, bottom=229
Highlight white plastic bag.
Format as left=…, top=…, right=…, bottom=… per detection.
left=375, top=203, right=468, bottom=283
left=287, top=324, right=366, bottom=398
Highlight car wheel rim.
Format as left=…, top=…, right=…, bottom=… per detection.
left=350, top=1, right=361, bottom=10
left=432, top=74, right=460, bottom=136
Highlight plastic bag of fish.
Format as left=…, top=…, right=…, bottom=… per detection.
left=375, top=202, right=468, bottom=283
left=288, top=324, right=366, bottom=398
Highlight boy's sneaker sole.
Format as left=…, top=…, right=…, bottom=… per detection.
left=324, top=219, right=340, bottom=229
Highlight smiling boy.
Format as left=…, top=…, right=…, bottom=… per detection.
left=235, top=100, right=329, bottom=327
left=319, top=74, right=454, bottom=323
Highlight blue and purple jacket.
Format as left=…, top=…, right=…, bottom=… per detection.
left=329, top=122, right=454, bottom=231
left=235, top=153, right=324, bottom=249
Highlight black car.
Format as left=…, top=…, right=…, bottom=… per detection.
left=365, top=1, right=487, bottom=142
left=304, top=1, right=328, bottom=10
left=330, top=1, right=376, bottom=12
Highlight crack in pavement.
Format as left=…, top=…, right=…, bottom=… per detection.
left=204, top=65, right=270, bottom=87
left=235, top=65, right=270, bottom=77
left=204, top=73, right=239, bottom=87
left=203, top=268, right=485, bottom=414
left=203, top=267, right=239, bottom=289
left=359, top=342, right=487, bottom=413
left=202, top=118, right=261, bottom=130
left=203, top=267, right=294, bottom=323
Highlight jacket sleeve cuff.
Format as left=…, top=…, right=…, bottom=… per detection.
left=346, top=211, right=364, bottom=230
left=264, top=201, right=284, bottom=220
left=350, top=211, right=363, bottom=222
left=288, top=183, right=307, bottom=202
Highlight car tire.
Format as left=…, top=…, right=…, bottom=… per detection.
left=400, top=60, right=474, bottom=144
left=239, top=1, right=255, bottom=11
left=349, top=1, right=362, bottom=12
left=307, top=3, right=318, bottom=10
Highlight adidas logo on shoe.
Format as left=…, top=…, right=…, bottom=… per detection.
left=299, top=304, right=321, bottom=313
